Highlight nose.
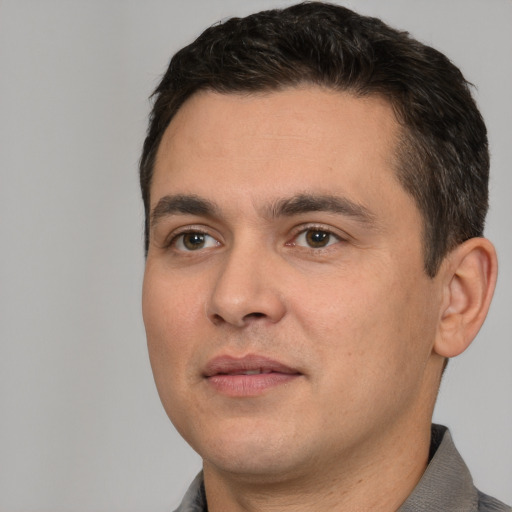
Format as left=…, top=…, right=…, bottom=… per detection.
left=206, top=242, right=287, bottom=327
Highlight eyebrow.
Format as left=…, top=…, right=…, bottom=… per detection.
left=267, top=193, right=376, bottom=225
left=150, top=192, right=376, bottom=229
left=150, top=194, right=218, bottom=228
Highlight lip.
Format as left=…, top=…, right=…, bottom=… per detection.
left=203, top=354, right=302, bottom=397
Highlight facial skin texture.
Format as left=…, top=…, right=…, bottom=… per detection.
left=142, top=87, right=496, bottom=512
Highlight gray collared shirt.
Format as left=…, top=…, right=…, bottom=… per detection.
left=173, top=425, right=511, bottom=512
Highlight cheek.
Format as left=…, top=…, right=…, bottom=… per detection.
left=293, top=262, right=435, bottom=375
left=143, top=261, right=206, bottom=332
left=142, top=270, right=210, bottom=435
left=142, top=269, right=204, bottom=386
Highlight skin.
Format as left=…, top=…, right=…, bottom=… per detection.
left=142, top=87, right=497, bottom=512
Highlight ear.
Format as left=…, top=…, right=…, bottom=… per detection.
left=434, top=237, right=498, bottom=358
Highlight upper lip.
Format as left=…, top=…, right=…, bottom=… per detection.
left=203, top=354, right=301, bottom=377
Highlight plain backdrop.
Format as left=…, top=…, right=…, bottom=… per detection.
left=0, top=1, right=510, bottom=511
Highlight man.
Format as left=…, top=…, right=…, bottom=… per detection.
left=139, top=3, right=510, bottom=511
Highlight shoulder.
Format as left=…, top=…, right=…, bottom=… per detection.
left=172, top=472, right=207, bottom=512
left=477, top=490, right=512, bottom=512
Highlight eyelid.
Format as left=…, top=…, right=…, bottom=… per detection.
left=165, top=224, right=222, bottom=250
left=283, top=224, right=353, bottom=254
left=289, top=223, right=348, bottom=243
left=160, top=222, right=349, bottom=252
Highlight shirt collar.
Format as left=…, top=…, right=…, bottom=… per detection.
left=398, top=424, right=478, bottom=511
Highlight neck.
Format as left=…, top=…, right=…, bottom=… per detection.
left=203, top=420, right=432, bottom=512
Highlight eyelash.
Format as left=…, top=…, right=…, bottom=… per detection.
left=288, top=225, right=345, bottom=250
left=165, top=224, right=346, bottom=253
left=166, top=226, right=220, bottom=252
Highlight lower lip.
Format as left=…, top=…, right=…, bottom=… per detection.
left=206, top=373, right=300, bottom=397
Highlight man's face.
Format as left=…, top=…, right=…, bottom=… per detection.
left=142, top=87, right=444, bottom=480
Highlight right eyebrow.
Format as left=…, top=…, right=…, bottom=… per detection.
left=150, top=194, right=218, bottom=228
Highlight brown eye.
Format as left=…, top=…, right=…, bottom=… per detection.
left=174, top=232, right=219, bottom=251
left=295, top=229, right=339, bottom=249
left=183, top=233, right=206, bottom=250
left=306, top=230, right=330, bottom=247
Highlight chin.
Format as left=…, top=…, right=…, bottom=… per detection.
left=205, top=450, right=304, bottom=483
left=192, top=426, right=309, bottom=480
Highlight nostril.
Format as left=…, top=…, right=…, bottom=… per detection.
left=210, top=311, right=266, bottom=327
left=243, top=312, right=266, bottom=320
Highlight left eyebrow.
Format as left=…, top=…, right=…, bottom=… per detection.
left=266, top=193, right=376, bottom=226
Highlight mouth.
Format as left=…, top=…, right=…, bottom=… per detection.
left=203, top=354, right=302, bottom=397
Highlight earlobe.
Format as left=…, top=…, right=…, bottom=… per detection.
left=434, top=238, right=498, bottom=359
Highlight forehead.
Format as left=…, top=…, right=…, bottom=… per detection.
left=156, top=86, right=399, bottom=166
left=151, top=86, right=410, bottom=222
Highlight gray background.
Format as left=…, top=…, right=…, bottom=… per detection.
left=0, top=1, right=510, bottom=510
